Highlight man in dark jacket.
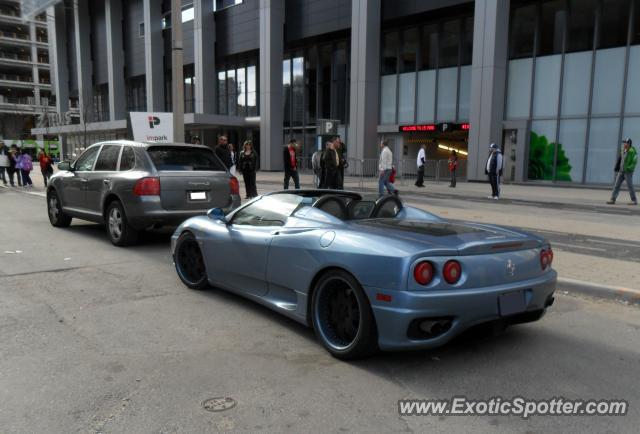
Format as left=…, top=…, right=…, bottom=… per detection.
left=214, top=135, right=234, bottom=170
left=332, top=137, right=347, bottom=190
left=485, top=143, right=503, bottom=200
left=322, top=141, right=340, bottom=189
left=283, top=139, right=300, bottom=189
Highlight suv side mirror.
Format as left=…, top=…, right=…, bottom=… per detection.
left=57, top=161, right=72, bottom=171
left=207, top=208, right=228, bottom=224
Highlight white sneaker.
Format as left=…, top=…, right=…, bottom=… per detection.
left=487, top=196, right=494, bottom=199
left=494, top=196, right=499, bottom=200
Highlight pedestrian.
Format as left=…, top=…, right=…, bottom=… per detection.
left=191, top=135, right=201, bottom=145
left=332, top=137, right=347, bottom=190
left=448, top=150, right=458, bottom=188
left=229, top=143, right=237, bottom=176
left=322, top=141, right=340, bottom=189
left=378, top=139, right=397, bottom=196
left=15, top=148, right=34, bottom=188
left=607, top=138, right=637, bottom=205
left=39, top=150, right=53, bottom=187
left=238, top=140, right=258, bottom=199
left=415, top=144, right=426, bottom=188
left=0, top=142, right=9, bottom=186
left=283, top=139, right=300, bottom=190
left=312, top=147, right=323, bottom=188
left=485, top=143, right=503, bottom=200
left=7, top=145, right=21, bottom=187
left=214, top=135, right=234, bottom=170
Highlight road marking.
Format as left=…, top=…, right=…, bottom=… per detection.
left=552, top=242, right=608, bottom=252
left=0, top=185, right=46, bottom=197
left=585, top=239, right=640, bottom=248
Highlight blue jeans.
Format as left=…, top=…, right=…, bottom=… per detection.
left=611, top=171, right=637, bottom=203
left=378, top=169, right=395, bottom=196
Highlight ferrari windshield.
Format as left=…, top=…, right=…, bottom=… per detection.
left=232, top=195, right=307, bottom=226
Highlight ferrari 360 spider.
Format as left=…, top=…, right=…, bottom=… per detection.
left=171, top=190, right=556, bottom=359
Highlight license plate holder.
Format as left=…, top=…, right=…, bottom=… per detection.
left=189, top=191, right=207, bottom=201
left=498, top=290, right=527, bottom=317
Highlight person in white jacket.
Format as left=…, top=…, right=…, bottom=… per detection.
left=378, top=140, right=397, bottom=196
left=0, top=143, right=9, bottom=186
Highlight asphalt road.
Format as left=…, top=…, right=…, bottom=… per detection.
left=1, top=188, right=639, bottom=433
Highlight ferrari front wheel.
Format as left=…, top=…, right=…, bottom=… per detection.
left=174, top=232, right=209, bottom=290
left=311, top=270, right=378, bottom=359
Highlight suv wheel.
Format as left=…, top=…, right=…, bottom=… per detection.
left=106, top=200, right=138, bottom=246
left=47, top=190, right=72, bottom=227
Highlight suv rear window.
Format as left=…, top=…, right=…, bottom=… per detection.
left=147, top=146, right=226, bottom=171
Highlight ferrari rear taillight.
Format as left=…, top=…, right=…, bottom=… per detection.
left=414, top=261, right=435, bottom=286
left=133, top=177, right=160, bottom=196
left=229, top=176, right=240, bottom=196
left=443, top=260, right=462, bottom=284
left=540, top=247, right=553, bottom=270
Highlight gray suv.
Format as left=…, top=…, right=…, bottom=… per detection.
left=47, top=140, right=241, bottom=246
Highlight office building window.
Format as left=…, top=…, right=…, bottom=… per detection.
left=598, top=0, right=631, bottom=48
left=214, top=0, right=242, bottom=11
left=509, top=4, right=536, bottom=59
left=400, top=28, right=418, bottom=73
left=566, top=0, right=596, bottom=53
left=381, top=31, right=399, bottom=75
left=126, top=75, right=147, bottom=112
left=439, top=19, right=460, bottom=68
left=420, top=24, right=438, bottom=70
left=538, top=0, right=566, bottom=56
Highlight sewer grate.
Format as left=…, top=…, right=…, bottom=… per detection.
left=202, top=397, right=237, bottom=412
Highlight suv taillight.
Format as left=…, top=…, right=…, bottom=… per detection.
left=229, top=176, right=239, bottom=196
left=133, top=177, right=160, bottom=196
left=443, top=260, right=462, bottom=284
left=414, top=261, right=435, bottom=286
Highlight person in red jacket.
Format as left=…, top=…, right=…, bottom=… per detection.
left=448, top=150, right=458, bottom=188
left=38, top=150, right=53, bottom=187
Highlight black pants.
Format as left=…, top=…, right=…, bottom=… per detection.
left=489, top=173, right=500, bottom=197
left=41, top=168, right=51, bottom=187
left=8, top=168, right=21, bottom=186
left=242, top=170, right=258, bottom=198
left=323, top=170, right=339, bottom=189
left=450, top=170, right=457, bottom=187
left=415, top=166, right=425, bottom=186
left=336, top=168, right=344, bottom=190
left=284, top=170, right=300, bottom=189
left=0, top=167, right=6, bottom=184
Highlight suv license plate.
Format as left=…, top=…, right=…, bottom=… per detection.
left=189, top=191, right=207, bottom=200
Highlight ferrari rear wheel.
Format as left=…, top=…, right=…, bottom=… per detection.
left=174, top=232, right=209, bottom=290
left=311, top=270, right=378, bottom=359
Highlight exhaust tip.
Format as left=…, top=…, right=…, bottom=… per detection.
left=408, top=317, right=453, bottom=340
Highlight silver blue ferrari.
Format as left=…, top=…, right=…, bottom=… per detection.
left=171, top=190, right=556, bottom=359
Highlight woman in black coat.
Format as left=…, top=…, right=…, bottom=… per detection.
left=238, top=140, right=259, bottom=198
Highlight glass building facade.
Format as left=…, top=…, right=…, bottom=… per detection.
left=506, top=0, right=640, bottom=184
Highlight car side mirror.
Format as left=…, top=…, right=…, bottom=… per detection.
left=57, top=161, right=72, bottom=171
left=207, top=208, right=228, bottom=224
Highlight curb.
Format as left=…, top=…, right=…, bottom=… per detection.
left=557, top=277, right=640, bottom=306
left=0, top=184, right=46, bottom=198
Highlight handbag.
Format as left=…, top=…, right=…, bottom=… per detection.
left=389, top=166, right=396, bottom=183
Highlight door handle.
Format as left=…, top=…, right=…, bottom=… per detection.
left=270, top=230, right=280, bottom=236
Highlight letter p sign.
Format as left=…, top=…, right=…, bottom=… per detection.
left=148, top=116, right=160, bottom=129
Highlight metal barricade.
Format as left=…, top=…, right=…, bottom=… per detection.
left=398, top=159, right=438, bottom=186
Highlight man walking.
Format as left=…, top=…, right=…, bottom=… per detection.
left=214, top=135, right=234, bottom=170
left=322, top=141, right=340, bottom=189
left=283, top=139, right=300, bottom=190
left=378, top=139, right=397, bottom=196
left=415, top=144, right=426, bottom=187
left=607, top=138, right=637, bottom=205
left=0, top=143, right=9, bottom=186
left=485, top=143, right=503, bottom=200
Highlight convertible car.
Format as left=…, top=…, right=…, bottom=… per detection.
left=171, top=190, right=556, bottom=359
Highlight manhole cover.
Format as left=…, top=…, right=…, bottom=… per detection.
left=202, top=397, right=237, bottom=412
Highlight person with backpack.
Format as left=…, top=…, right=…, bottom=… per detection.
left=15, top=148, right=33, bottom=188
left=238, top=140, right=258, bottom=199
left=607, top=138, right=637, bottom=205
left=485, top=143, right=503, bottom=200
left=39, top=150, right=53, bottom=187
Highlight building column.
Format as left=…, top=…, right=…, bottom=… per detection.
left=194, top=0, right=216, bottom=114
left=259, top=0, right=284, bottom=170
left=143, top=0, right=164, bottom=111
left=29, top=23, right=40, bottom=107
left=47, top=3, right=68, bottom=159
left=74, top=0, right=93, bottom=123
left=348, top=0, right=381, bottom=161
left=105, top=0, right=126, bottom=120
left=468, top=0, right=510, bottom=181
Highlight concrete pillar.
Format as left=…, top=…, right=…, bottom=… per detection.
left=143, top=0, right=165, bottom=111
left=74, top=0, right=93, bottom=123
left=348, top=0, right=381, bottom=161
left=29, top=23, right=41, bottom=106
left=468, top=0, right=510, bottom=181
left=259, top=0, right=284, bottom=170
left=194, top=0, right=216, bottom=114
left=105, top=0, right=126, bottom=121
left=47, top=4, right=69, bottom=118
